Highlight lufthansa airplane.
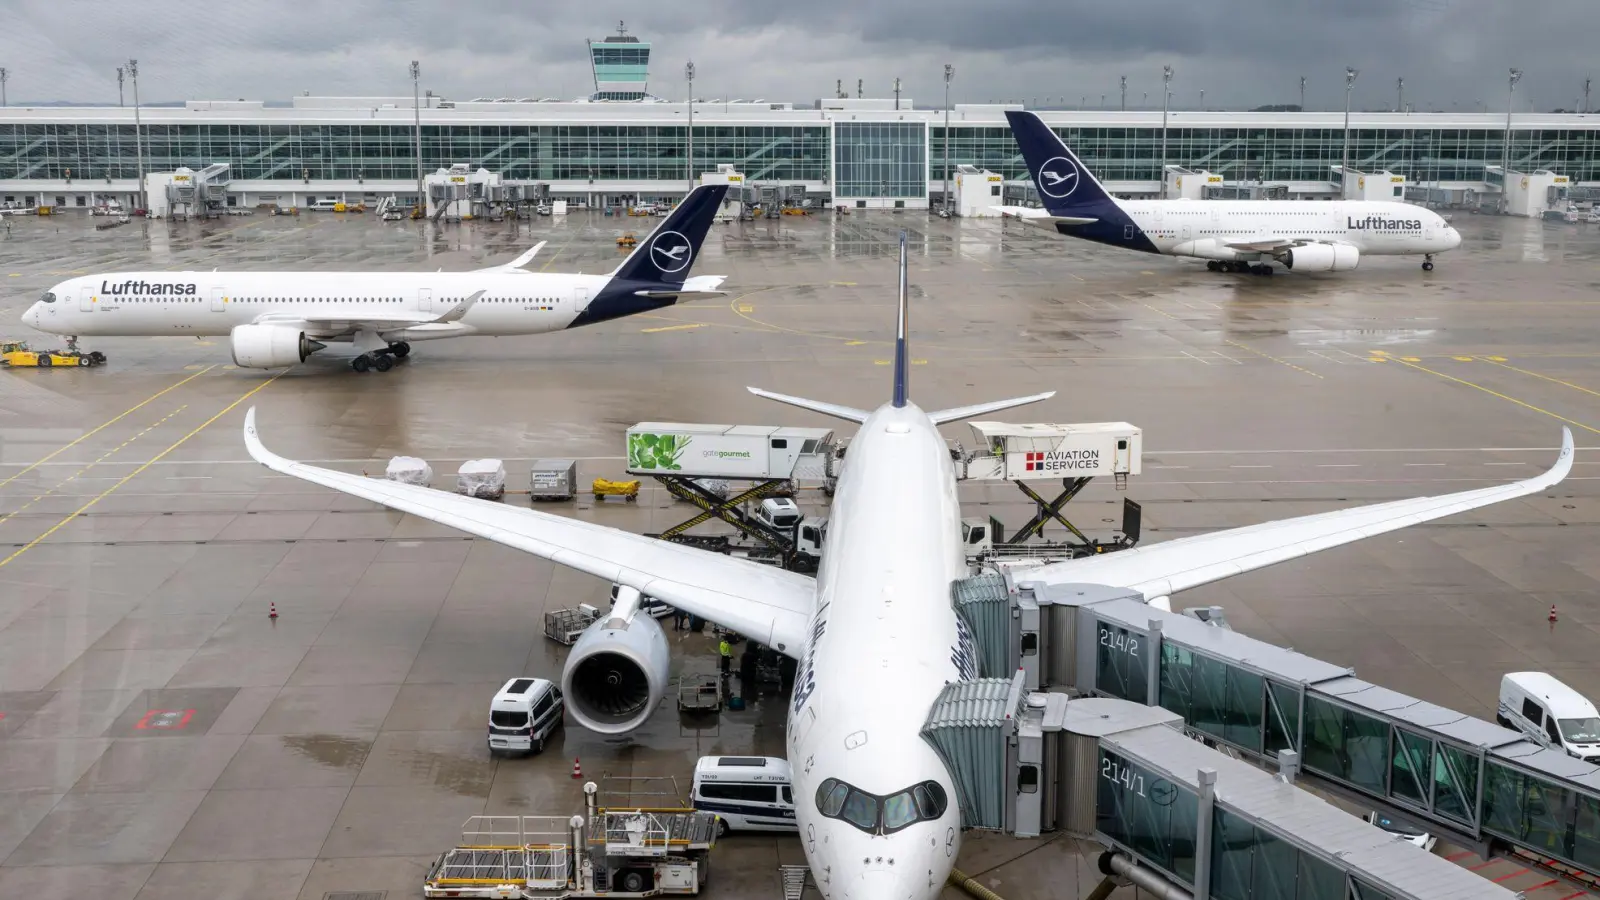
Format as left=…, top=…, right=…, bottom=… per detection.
left=23, top=184, right=728, bottom=372
left=999, top=110, right=1461, bottom=275
left=244, top=235, right=1569, bottom=899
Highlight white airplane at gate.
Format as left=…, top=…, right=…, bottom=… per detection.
left=1000, top=110, right=1462, bottom=274
left=22, top=184, right=728, bottom=372
left=243, top=234, right=1570, bottom=899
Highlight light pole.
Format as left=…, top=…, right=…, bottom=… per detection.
left=1199, top=88, right=1204, bottom=110
left=685, top=61, right=696, bottom=195
left=1396, top=76, right=1404, bottom=112
left=127, top=59, right=144, bottom=212
left=117, top=67, right=124, bottom=107
left=0, top=68, right=8, bottom=107
left=943, top=64, right=953, bottom=214
left=411, top=61, right=423, bottom=210
left=1120, top=75, right=1126, bottom=111
left=1159, top=65, right=1172, bottom=197
left=1504, top=68, right=1522, bottom=187
left=1341, top=66, right=1358, bottom=174
left=894, top=77, right=901, bottom=111
left=1585, top=77, right=1592, bottom=114
left=1299, top=76, right=1305, bottom=111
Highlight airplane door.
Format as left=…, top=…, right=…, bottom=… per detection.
left=210, top=286, right=227, bottom=312
left=1424, top=223, right=1435, bottom=243
left=419, top=288, right=433, bottom=314
left=78, top=285, right=95, bottom=312
left=575, top=286, right=588, bottom=312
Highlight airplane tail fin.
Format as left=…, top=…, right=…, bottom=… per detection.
left=892, top=230, right=910, bottom=408
left=1004, top=110, right=1116, bottom=216
left=611, top=184, right=729, bottom=285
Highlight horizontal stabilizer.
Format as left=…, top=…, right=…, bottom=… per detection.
left=631, top=274, right=730, bottom=299
left=991, top=206, right=1098, bottom=226
left=747, top=387, right=869, bottom=424
left=927, top=391, right=1056, bottom=426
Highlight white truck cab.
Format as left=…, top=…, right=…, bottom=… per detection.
left=1497, top=672, right=1600, bottom=763
left=691, top=756, right=797, bottom=835
left=487, top=677, right=564, bottom=756
left=755, top=497, right=802, bottom=530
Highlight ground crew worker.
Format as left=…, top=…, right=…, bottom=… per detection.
left=719, top=637, right=733, bottom=676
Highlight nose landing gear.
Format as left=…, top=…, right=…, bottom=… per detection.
left=1422, top=254, right=1435, bottom=272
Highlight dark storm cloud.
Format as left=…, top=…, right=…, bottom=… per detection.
left=3, top=0, right=1592, bottom=112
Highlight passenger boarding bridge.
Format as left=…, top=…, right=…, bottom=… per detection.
left=939, top=571, right=1600, bottom=895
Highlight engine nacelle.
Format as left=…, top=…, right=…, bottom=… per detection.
left=561, top=601, right=670, bottom=735
left=1285, top=243, right=1360, bottom=272
left=229, top=324, right=325, bottom=369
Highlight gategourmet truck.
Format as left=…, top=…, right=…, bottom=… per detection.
left=625, top=423, right=835, bottom=480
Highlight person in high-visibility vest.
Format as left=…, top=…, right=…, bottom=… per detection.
left=719, top=638, right=732, bottom=676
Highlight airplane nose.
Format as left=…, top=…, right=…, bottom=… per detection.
left=1447, top=226, right=1462, bottom=249
left=842, top=869, right=926, bottom=900
left=21, top=304, right=38, bottom=329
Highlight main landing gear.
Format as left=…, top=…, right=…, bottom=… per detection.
left=1422, top=254, right=1435, bottom=272
left=351, top=342, right=410, bottom=373
left=1206, top=260, right=1274, bottom=276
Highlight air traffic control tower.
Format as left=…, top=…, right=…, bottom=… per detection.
left=587, top=21, right=651, bottom=101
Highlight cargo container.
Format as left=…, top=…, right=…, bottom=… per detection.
left=529, top=458, right=577, bottom=501
left=626, top=423, right=833, bottom=480
left=961, top=422, right=1142, bottom=481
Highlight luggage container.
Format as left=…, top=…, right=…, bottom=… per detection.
left=386, top=456, right=433, bottom=486
left=457, top=458, right=506, bottom=500
left=529, top=458, right=577, bottom=501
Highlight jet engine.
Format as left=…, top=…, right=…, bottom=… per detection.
left=561, top=587, right=670, bottom=734
left=1284, top=243, right=1360, bottom=272
left=229, top=324, right=325, bottom=369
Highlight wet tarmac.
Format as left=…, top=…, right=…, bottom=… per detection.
left=0, top=207, right=1598, bottom=899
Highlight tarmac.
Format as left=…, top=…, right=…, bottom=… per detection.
left=0, top=205, right=1597, bottom=899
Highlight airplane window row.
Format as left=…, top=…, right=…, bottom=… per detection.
left=815, top=778, right=948, bottom=834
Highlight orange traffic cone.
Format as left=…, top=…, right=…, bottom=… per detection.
left=269, top=603, right=278, bottom=621
left=1550, top=604, right=1558, bottom=624
left=571, top=757, right=582, bottom=779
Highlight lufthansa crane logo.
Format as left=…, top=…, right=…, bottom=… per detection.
left=650, top=230, right=693, bottom=274
left=1037, top=156, right=1081, bottom=199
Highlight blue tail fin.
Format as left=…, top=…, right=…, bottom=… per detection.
left=613, top=184, right=729, bottom=285
left=1004, top=110, right=1118, bottom=215
left=892, top=231, right=909, bottom=408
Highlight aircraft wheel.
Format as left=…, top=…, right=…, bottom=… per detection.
left=373, top=354, right=393, bottom=372
left=1255, top=265, right=1273, bottom=276
left=1206, top=261, right=1220, bottom=272
left=352, top=355, right=371, bottom=373
left=392, top=342, right=411, bottom=358
left=1422, top=261, right=1434, bottom=271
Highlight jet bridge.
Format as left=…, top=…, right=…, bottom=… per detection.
left=918, top=679, right=1518, bottom=900
left=944, top=564, right=1600, bottom=893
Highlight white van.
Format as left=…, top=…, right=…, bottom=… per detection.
left=487, top=677, right=564, bottom=756
left=690, top=756, right=796, bottom=835
left=1497, top=672, right=1600, bottom=763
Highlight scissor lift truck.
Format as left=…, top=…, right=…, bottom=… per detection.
left=958, top=421, right=1144, bottom=558
left=424, top=785, right=719, bottom=898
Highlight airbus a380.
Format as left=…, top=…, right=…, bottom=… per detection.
left=22, top=184, right=728, bottom=372
left=999, top=110, right=1462, bottom=274
left=244, top=235, right=1569, bottom=899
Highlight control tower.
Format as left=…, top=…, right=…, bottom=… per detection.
left=587, top=21, right=651, bottom=101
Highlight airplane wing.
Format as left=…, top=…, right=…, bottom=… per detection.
left=474, top=241, right=547, bottom=273
left=1016, top=429, right=1574, bottom=601
left=1225, top=238, right=1296, bottom=253
left=241, top=409, right=815, bottom=658
left=992, top=205, right=1099, bottom=226
left=256, top=291, right=483, bottom=331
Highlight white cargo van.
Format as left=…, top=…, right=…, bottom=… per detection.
left=1497, top=672, right=1600, bottom=763
left=690, top=756, right=796, bottom=835
left=487, top=677, right=564, bottom=756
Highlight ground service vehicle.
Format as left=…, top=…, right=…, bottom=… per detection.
left=1, top=341, right=105, bottom=367
left=487, top=677, right=565, bottom=755
left=691, top=756, right=797, bottom=835
left=1497, top=671, right=1600, bottom=762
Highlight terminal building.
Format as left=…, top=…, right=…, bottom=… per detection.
left=1, top=30, right=1598, bottom=215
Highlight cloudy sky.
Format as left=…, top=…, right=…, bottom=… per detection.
left=2, top=0, right=1591, bottom=112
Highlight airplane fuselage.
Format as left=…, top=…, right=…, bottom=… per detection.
left=787, top=401, right=968, bottom=900
left=27, top=271, right=608, bottom=340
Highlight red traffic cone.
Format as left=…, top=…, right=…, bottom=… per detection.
left=571, top=757, right=582, bottom=779
left=268, top=603, right=278, bottom=621
left=1549, top=604, right=1558, bottom=623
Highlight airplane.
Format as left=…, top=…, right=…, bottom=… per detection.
left=22, top=184, right=729, bottom=372
left=998, top=110, right=1462, bottom=275
left=242, top=234, right=1570, bottom=899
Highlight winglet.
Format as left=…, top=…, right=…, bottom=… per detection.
left=892, top=230, right=910, bottom=408
left=243, top=407, right=291, bottom=474
left=433, top=290, right=483, bottom=323
left=747, top=387, right=869, bottom=424
left=503, top=240, right=547, bottom=271
left=1544, top=426, right=1576, bottom=487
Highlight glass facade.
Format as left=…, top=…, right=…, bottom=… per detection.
left=0, top=123, right=830, bottom=183
left=1096, top=749, right=1198, bottom=883
left=1159, top=644, right=1289, bottom=756
left=1095, top=622, right=1147, bottom=702
left=834, top=122, right=926, bottom=198
left=1210, top=807, right=1345, bottom=900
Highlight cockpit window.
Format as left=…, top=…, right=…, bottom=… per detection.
left=40, top=292, right=56, bottom=304
left=814, top=778, right=948, bottom=834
